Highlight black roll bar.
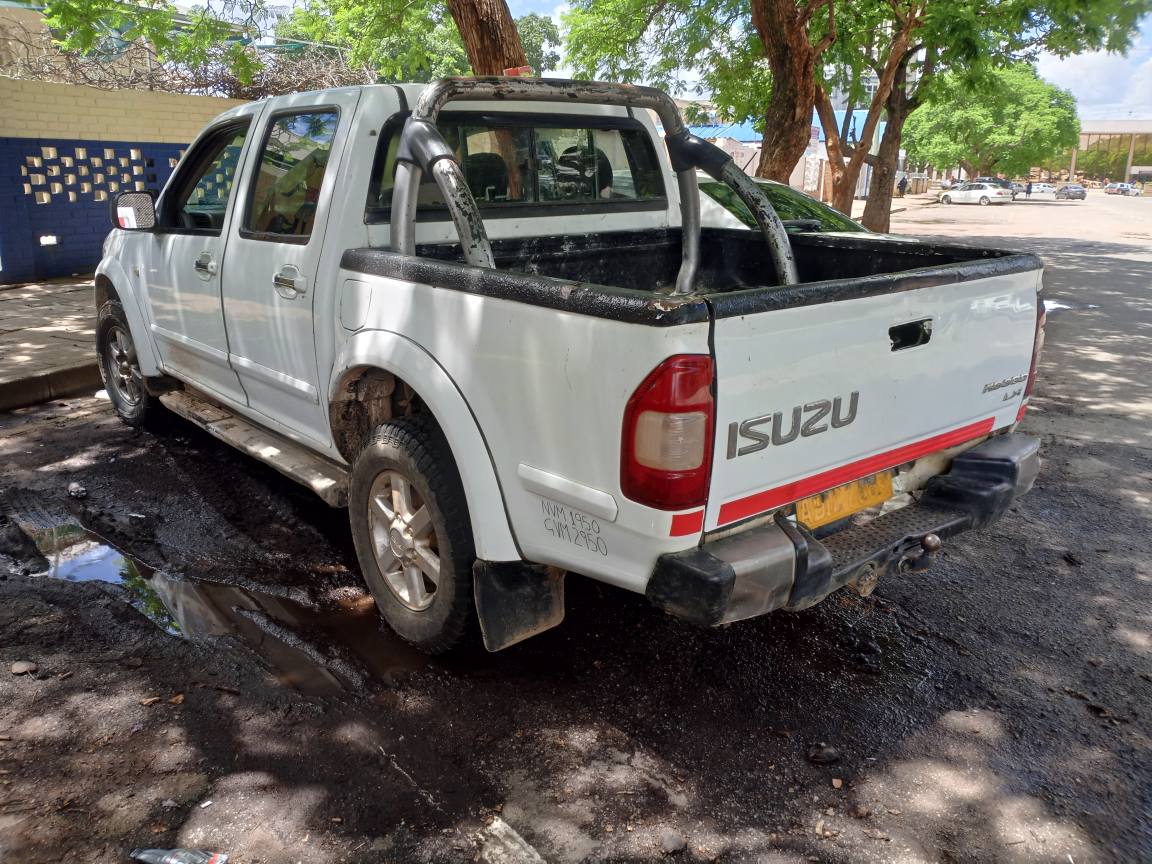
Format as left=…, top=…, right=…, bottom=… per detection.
left=389, top=77, right=798, bottom=293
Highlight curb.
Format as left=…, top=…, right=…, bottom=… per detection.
left=0, top=362, right=102, bottom=412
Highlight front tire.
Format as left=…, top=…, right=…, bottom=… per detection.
left=979, top=196, right=990, bottom=206
left=349, top=417, right=476, bottom=654
left=96, top=301, right=159, bottom=428
left=942, top=195, right=952, bottom=205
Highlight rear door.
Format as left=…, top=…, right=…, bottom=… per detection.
left=220, top=90, right=361, bottom=444
left=705, top=266, right=1041, bottom=532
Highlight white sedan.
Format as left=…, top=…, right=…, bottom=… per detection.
left=939, top=182, right=1014, bottom=205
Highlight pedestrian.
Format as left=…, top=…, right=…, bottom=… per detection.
left=1025, top=181, right=1032, bottom=200
left=897, top=175, right=908, bottom=197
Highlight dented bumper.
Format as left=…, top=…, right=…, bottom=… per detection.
left=646, top=434, right=1041, bottom=626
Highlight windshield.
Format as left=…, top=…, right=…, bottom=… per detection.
left=700, top=180, right=865, bottom=233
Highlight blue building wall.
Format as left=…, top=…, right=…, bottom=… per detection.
left=0, top=136, right=186, bottom=285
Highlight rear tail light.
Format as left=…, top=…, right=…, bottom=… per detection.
left=1017, top=296, right=1047, bottom=422
left=621, top=355, right=715, bottom=509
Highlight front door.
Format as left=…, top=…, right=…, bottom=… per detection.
left=220, top=91, right=360, bottom=445
left=148, top=111, right=261, bottom=404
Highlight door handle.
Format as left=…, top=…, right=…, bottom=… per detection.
left=273, top=265, right=308, bottom=299
left=193, top=251, right=217, bottom=276
left=889, top=318, right=932, bottom=351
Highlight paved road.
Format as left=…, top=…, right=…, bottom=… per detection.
left=0, top=196, right=1149, bottom=863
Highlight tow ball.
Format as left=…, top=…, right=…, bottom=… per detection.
left=899, top=533, right=943, bottom=574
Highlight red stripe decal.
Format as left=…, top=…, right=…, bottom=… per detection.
left=670, top=509, right=705, bottom=537
left=717, top=417, right=995, bottom=527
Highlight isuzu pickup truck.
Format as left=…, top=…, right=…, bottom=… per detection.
left=98, top=78, right=1044, bottom=653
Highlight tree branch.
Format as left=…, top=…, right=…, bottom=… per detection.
left=812, top=0, right=836, bottom=57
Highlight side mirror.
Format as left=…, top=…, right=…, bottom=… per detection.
left=111, top=190, right=157, bottom=231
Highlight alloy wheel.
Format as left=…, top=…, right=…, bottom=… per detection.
left=104, top=324, right=144, bottom=406
left=367, top=470, right=441, bottom=611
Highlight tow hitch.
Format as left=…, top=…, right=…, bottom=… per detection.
left=849, top=532, right=942, bottom=597
left=899, top=532, right=943, bottom=574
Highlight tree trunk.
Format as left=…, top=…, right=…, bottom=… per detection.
left=750, top=0, right=833, bottom=182
left=815, top=16, right=916, bottom=215
left=861, top=57, right=913, bottom=232
left=445, top=0, right=528, bottom=75
left=813, top=86, right=855, bottom=213
left=756, top=64, right=815, bottom=181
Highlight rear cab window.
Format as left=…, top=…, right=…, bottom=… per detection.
left=365, top=113, right=666, bottom=222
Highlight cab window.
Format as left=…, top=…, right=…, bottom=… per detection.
left=245, top=110, right=339, bottom=240
left=166, top=122, right=249, bottom=233
left=366, top=115, right=665, bottom=221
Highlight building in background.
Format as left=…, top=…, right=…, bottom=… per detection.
left=1066, top=121, right=1152, bottom=183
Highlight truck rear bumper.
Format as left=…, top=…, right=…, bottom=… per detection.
left=646, top=433, right=1040, bottom=626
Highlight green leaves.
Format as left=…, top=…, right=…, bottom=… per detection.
left=564, top=0, right=747, bottom=94
left=278, top=3, right=559, bottom=81
left=278, top=0, right=467, bottom=81
left=904, top=63, right=1079, bottom=177
left=43, top=0, right=552, bottom=91
left=516, top=13, right=561, bottom=74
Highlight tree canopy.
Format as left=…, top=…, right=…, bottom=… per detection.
left=43, top=0, right=537, bottom=90
left=565, top=0, right=1150, bottom=211
left=565, top=0, right=836, bottom=180
left=904, top=63, right=1079, bottom=178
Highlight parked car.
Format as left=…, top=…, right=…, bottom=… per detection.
left=699, top=177, right=866, bottom=233
left=97, top=77, right=1044, bottom=654
left=939, top=182, right=1014, bottom=205
left=1105, top=182, right=1141, bottom=196
left=1011, top=182, right=1027, bottom=196
left=975, top=177, right=1017, bottom=199
left=1030, top=182, right=1056, bottom=195
left=1055, top=184, right=1087, bottom=201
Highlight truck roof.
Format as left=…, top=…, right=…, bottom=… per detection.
left=211, top=82, right=641, bottom=124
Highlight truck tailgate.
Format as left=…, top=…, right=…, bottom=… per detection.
left=706, top=265, right=1042, bottom=531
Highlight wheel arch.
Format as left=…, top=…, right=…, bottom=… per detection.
left=95, top=259, right=161, bottom=377
left=329, top=330, right=520, bottom=562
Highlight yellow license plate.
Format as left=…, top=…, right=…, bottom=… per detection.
left=796, top=471, right=894, bottom=529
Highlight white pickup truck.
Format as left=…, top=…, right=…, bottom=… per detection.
left=97, top=77, right=1044, bottom=653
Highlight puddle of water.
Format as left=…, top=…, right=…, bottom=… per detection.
left=25, top=522, right=427, bottom=696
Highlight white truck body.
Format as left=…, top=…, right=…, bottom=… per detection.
left=97, top=78, right=1044, bottom=650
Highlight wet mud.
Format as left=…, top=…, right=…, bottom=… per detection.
left=16, top=519, right=426, bottom=695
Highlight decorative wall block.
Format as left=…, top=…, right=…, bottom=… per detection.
left=2, top=135, right=184, bottom=283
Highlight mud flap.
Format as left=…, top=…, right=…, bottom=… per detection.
left=473, top=561, right=565, bottom=652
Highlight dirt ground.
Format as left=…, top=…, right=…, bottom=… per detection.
left=1, top=194, right=1150, bottom=863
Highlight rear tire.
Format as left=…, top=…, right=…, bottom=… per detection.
left=96, top=301, right=160, bottom=428
left=348, top=417, right=476, bottom=654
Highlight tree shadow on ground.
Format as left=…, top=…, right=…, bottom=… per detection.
left=2, top=231, right=1149, bottom=861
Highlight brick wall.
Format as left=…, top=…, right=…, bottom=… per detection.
left=0, top=79, right=246, bottom=284
left=0, top=78, right=246, bottom=144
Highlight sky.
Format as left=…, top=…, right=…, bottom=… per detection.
left=1036, top=16, right=1152, bottom=120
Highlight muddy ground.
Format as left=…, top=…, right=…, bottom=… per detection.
left=2, top=215, right=1151, bottom=863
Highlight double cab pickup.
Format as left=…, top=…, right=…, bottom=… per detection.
left=97, top=77, right=1044, bottom=653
